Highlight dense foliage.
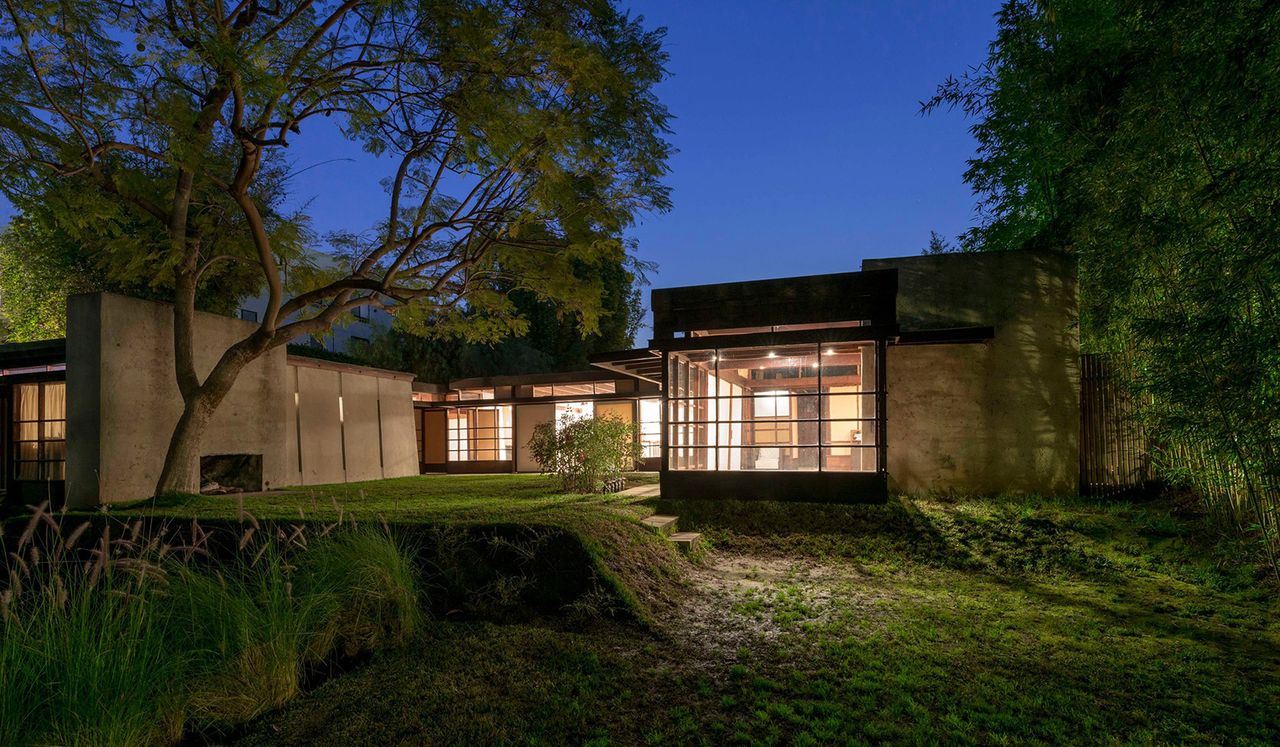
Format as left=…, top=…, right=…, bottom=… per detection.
left=355, top=253, right=648, bottom=383
left=528, top=416, right=642, bottom=493
left=926, top=0, right=1280, bottom=568
left=0, top=0, right=671, bottom=494
left=0, top=209, right=262, bottom=343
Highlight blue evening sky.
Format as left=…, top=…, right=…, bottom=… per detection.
left=2, top=1, right=1002, bottom=338
left=281, top=1, right=1003, bottom=336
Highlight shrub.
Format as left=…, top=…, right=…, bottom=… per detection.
left=528, top=415, right=643, bottom=493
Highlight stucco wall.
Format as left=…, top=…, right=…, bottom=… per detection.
left=515, top=403, right=554, bottom=472
left=862, top=250, right=1079, bottom=496
left=66, top=293, right=290, bottom=507
left=66, top=293, right=420, bottom=507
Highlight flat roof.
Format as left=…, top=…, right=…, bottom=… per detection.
left=286, top=354, right=415, bottom=381
left=0, top=338, right=67, bottom=368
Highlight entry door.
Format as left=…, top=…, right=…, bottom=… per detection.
left=515, top=403, right=554, bottom=472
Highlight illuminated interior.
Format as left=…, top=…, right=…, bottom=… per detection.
left=447, top=405, right=512, bottom=461
left=666, top=343, right=878, bottom=472
left=12, top=381, right=67, bottom=480
left=638, top=398, right=661, bottom=458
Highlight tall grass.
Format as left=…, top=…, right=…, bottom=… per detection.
left=166, top=544, right=329, bottom=731
left=297, top=528, right=423, bottom=659
left=1, top=504, right=423, bottom=746
left=2, top=572, right=190, bottom=747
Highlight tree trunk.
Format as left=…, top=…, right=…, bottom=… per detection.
left=153, top=348, right=258, bottom=497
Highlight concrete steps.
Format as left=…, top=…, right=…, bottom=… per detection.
left=640, top=513, right=701, bottom=554
left=669, top=532, right=702, bottom=554
left=641, top=514, right=678, bottom=535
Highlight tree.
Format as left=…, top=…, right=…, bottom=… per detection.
left=0, top=0, right=671, bottom=496
left=0, top=216, right=95, bottom=342
left=0, top=203, right=266, bottom=342
left=924, top=0, right=1280, bottom=568
left=920, top=230, right=955, bottom=255
left=356, top=251, right=649, bottom=383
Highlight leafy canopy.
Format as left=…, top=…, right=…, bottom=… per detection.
left=0, top=0, right=672, bottom=346
left=925, top=0, right=1280, bottom=566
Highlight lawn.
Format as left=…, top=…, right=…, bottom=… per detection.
left=118, top=475, right=1280, bottom=745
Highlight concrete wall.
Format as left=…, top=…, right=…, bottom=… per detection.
left=67, top=293, right=290, bottom=507
left=862, top=250, right=1079, bottom=496
left=285, top=359, right=418, bottom=486
left=66, top=293, right=420, bottom=507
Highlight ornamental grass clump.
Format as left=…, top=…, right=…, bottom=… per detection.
left=167, top=542, right=328, bottom=731
left=1, top=506, right=192, bottom=747
left=296, top=527, right=423, bottom=659
left=0, top=503, right=425, bottom=745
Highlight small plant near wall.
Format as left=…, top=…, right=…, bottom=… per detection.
left=528, top=416, right=642, bottom=493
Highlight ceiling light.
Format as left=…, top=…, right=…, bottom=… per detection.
left=767, top=351, right=777, bottom=359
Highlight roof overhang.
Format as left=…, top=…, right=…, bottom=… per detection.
left=450, top=367, right=630, bottom=390
left=0, top=338, right=67, bottom=376
left=893, top=326, right=995, bottom=345
left=588, top=348, right=663, bottom=385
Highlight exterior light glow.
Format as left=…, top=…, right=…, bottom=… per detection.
left=767, top=351, right=777, bottom=358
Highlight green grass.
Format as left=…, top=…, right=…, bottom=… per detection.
left=115, top=473, right=686, bottom=626
left=118, top=475, right=1280, bottom=745
left=121, top=473, right=659, bottom=526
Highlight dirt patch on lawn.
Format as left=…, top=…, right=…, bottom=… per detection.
left=659, top=552, right=899, bottom=671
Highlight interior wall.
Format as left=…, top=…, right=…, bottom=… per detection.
left=595, top=400, right=633, bottom=423
left=862, top=250, right=1079, bottom=495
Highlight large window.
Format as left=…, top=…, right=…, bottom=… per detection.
left=13, top=381, right=66, bottom=481
left=447, top=405, right=512, bottom=461
left=666, top=343, right=879, bottom=472
left=554, top=400, right=594, bottom=422
left=638, top=398, right=661, bottom=458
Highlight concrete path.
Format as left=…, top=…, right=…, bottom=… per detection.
left=617, top=484, right=661, bottom=498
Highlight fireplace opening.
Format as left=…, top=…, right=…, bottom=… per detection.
left=200, top=454, right=264, bottom=494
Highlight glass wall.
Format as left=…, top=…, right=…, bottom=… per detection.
left=447, top=405, right=513, bottom=461
left=638, top=398, right=661, bottom=458
left=666, top=343, right=878, bottom=472
left=12, top=381, right=67, bottom=480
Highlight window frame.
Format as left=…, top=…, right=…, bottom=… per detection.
left=10, top=379, right=67, bottom=482
left=661, top=340, right=885, bottom=474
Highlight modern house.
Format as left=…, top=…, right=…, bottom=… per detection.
left=412, top=249, right=1079, bottom=502
left=0, top=249, right=1078, bottom=510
